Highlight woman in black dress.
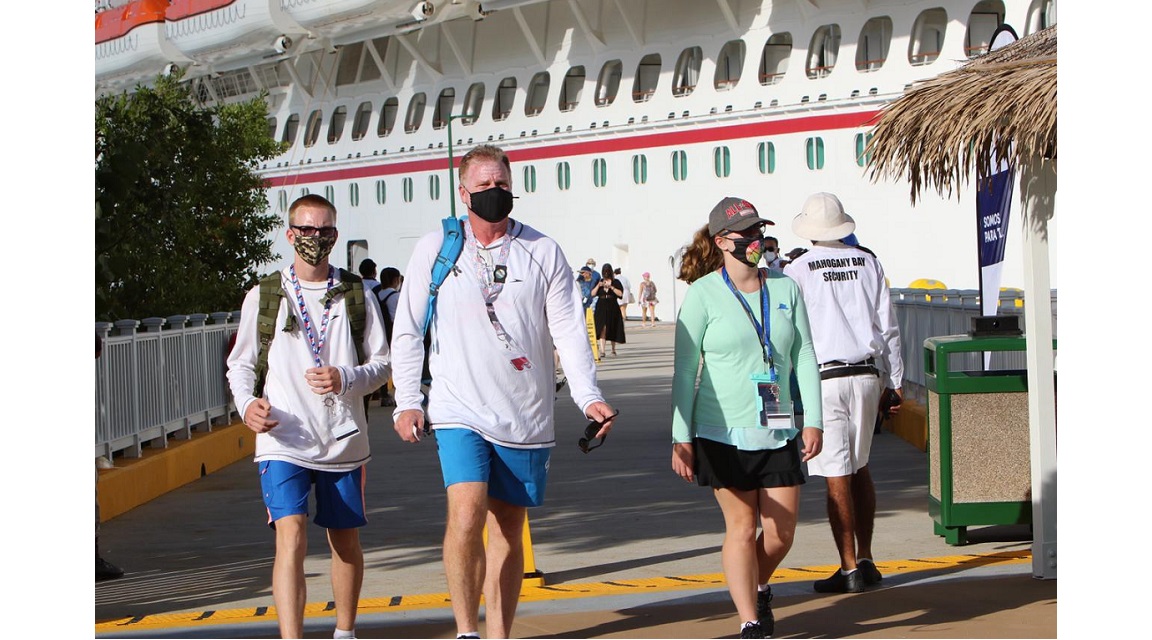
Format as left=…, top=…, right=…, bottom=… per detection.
left=593, top=263, right=627, bottom=356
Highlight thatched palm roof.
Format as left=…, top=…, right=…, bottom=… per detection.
left=867, top=25, right=1056, bottom=204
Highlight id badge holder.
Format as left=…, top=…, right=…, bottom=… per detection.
left=750, top=372, right=793, bottom=430
left=326, top=397, right=361, bottom=442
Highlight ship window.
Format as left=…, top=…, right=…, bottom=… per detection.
left=375, top=180, right=387, bottom=205
left=757, top=142, right=776, bottom=174
left=632, top=154, right=648, bottom=184
left=806, top=137, right=825, bottom=170
left=328, top=106, right=348, bottom=144
left=713, top=146, right=731, bottom=178
left=758, top=33, right=792, bottom=85
left=966, top=1, right=1005, bottom=58
left=493, top=77, right=517, bottom=121
left=300, top=188, right=310, bottom=197
left=524, top=165, right=537, bottom=193
left=592, top=158, right=608, bottom=188
left=806, top=25, right=841, bottom=79
left=559, top=66, right=585, bottom=112
left=429, top=175, right=441, bottom=200
left=525, top=72, right=550, bottom=117
left=715, top=40, right=745, bottom=90
left=349, top=182, right=360, bottom=207
left=909, top=8, right=948, bottom=66
left=377, top=97, right=398, bottom=137
left=672, top=150, right=688, bottom=181
left=324, top=185, right=335, bottom=203
left=304, top=110, right=323, bottom=147
left=595, top=60, right=622, bottom=107
left=633, top=54, right=661, bottom=102
left=557, top=162, right=571, bottom=191
left=1026, top=0, right=1057, bottom=34
left=462, top=82, right=485, bottom=124
left=405, top=93, right=427, bottom=133
left=267, top=117, right=277, bottom=139
left=278, top=189, right=289, bottom=212
left=352, top=102, right=372, bottom=140
left=856, top=17, right=893, bottom=72
left=855, top=132, right=875, bottom=167
left=402, top=177, right=414, bottom=203
left=433, top=87, right=456, bottom=129
left=672, top=47, right=702, bottom=97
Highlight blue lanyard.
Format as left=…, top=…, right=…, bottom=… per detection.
left=721, top=267, right=774, bottom=370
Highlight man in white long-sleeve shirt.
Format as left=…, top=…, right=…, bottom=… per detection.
left=391, top=145, right=617, bottom=640
left=227, top=194, right=390, bottom=639
left=783, top=192, right=903, bottom=596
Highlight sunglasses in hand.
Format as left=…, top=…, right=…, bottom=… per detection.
left=578, top=410, right=619, bottom=453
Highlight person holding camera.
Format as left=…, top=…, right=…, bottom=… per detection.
left=592, top=263, right=626, bottom=356
left=671, top=197, right=824, bottom=639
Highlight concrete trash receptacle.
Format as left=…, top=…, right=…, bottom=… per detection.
left=923, top=335, right=1056, bottom=545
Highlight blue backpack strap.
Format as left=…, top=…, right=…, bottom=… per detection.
left=424, top=216, right=465, bottom=334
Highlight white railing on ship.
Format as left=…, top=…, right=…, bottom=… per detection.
left=93, top=289, right=1057, bottom=460
left=95, top=313, right=239, bottom=460
left=890, top=288, right=1058, bottom=405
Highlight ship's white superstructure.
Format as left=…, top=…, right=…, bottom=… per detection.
left=96, top=0, right=1058, bottom=313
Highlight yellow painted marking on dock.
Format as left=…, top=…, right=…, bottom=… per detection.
left=95, top=550, right=1030, bottom=634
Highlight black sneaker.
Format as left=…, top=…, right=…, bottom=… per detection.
left=813, top=569, right=863, bottom=593
left=858, top=559, right=883, bottom=586
left=96, top=557, right=124, bottom=581
left=739, top=621, right=767, bottom=639
left=756, top=587, right=775, bottom=636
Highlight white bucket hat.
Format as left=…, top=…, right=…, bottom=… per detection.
left=792, top=192, right=856, bottom=241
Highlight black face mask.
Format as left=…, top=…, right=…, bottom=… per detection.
left=726, top=235, right=764, bottom=269
left=467, top=186, right=515, bottom=223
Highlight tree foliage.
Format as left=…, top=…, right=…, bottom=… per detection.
left=95, top=72, right=284, bottom=321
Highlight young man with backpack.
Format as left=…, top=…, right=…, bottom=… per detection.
left=390, top=145, right=617, bottom=640
left=226, top=194, right=390, bottom=639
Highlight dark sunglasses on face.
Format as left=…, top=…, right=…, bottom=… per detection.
left=291, top=225, right=338, bottom=238
left=578, top=410, right=620, bottom=453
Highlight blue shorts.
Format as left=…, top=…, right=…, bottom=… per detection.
left=258, top=460, right=367, bottom=529
left=435, top=428, right=551, bottom=507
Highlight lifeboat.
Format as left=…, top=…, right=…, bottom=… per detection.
left=95, top=0, right=190, bottom=93
left=163, top=0, right=308, bottom=75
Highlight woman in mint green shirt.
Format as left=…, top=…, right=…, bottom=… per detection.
left=671, top=197, right=823, bottom=639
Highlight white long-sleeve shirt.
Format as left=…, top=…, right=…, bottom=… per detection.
left=391, top=219, right=604, bottom=449
left=783, top=243, right=904, bottom=388
left=227, top=267, right=391, bottom=471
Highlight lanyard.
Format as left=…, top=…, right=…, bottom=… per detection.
left=464, top=218, right=513, bottom=304
left=289, top=265, right=334, bottom=367
left=721, top=267, right=774, bottom=370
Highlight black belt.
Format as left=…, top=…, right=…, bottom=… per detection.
left=820, top=357, right=875, bottom=369
left=820, top=364, right=879, bottom=380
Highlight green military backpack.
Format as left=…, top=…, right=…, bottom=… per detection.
left=252, top=268, right=368, bottom=398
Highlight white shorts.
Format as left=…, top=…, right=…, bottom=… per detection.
left=806, top=373, right=882, bottom=477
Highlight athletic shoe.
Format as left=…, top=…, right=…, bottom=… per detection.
left=756, top=586, right=775, bottom=636
left=813, top=569, right=864, bottom=593
left=739, top=621, right=767, bottom=639
left=96, top=557, right=124, bottom=581
left=858, top=559, right=883, bottom=586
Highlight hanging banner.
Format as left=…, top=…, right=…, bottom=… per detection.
left=977, top=167, right=1014, bottom=317
left=977, top=25, right=1018, bottom=319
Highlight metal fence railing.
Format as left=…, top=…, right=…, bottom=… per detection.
left=890, top=288, right=1058, bottom=404
left=94, top=289, right=1057, bottom=459
left=95, top=312, right=239, bottom=459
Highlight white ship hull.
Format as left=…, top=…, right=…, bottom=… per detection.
left=96, top=0, right=1058, bottom=312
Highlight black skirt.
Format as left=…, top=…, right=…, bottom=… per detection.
left=694, top=436, right=805, bottom=491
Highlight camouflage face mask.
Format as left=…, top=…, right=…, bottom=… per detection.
left=293, top=234, right=337, bottom=266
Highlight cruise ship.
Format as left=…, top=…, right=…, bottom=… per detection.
left=95, top=0, right=1058, bottom=306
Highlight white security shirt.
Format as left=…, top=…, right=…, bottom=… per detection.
left=783, top=243, right=903, bottom=388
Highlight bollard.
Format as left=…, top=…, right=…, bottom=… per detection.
left=585, top=307, right=600, bottom=362
left=482, top=514, right=545, bottom=587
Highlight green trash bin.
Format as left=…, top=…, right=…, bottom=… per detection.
left=924, top=335, right=1056, bottom=545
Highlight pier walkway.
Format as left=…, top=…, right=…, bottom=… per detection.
left=95, top=323, right=1055, bottom=638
